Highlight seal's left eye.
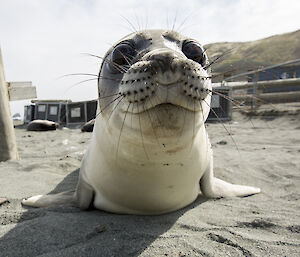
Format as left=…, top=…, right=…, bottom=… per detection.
left=111, top=43, right=135, bottom=67
left=182, top=41, right=206, bottom=66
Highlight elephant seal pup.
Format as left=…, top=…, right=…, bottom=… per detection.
left=81, top=119, right=95, bottom=132
left=27, top=120, right=58, bottom=131
left=22, top=30, right=260, bottom=215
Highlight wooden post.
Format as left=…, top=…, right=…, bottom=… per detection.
left=0, top=48, right=19, bottom=161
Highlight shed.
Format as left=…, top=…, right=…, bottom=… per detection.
left=32, top=100, right=71, bottom=124
left=207, top=87, right=232, bottom=122
left=23, top=105, right=35, bottom=123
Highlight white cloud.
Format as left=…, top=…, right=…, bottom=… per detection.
left=1, top=0, right=300, bottom=115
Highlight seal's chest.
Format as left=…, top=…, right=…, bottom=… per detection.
left=92, top=160, right=203, bottom=215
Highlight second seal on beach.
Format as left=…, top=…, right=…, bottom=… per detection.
left=22, top=29, right=260, bottom=214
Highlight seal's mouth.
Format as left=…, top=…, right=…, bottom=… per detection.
left=122, top=97, right=208, bottom=115
left=136, top=102, right=196, bottom=114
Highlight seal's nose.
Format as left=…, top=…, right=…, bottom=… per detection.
left=149, top=53, right=175, bottom=73
left=145, top=49, right=183, bottom=85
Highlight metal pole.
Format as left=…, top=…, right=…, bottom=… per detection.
left=252, top=73, right=258, bottom=109
left=0, top=48, right=19, bottom=161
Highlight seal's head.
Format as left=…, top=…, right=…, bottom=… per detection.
left=98, top=30, right=212, bottom=153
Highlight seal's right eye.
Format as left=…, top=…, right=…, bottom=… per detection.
left=109, top=42, right=135, bottom=73
left=182, top=41, right=206, bottom=66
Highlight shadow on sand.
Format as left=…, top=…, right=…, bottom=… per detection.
left=0, top=168, right=208, bottom=257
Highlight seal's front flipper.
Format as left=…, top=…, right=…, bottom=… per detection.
left=22, top=174, right=94, bottom=209
left=22, top=191, right=76, bottom=208
left=200, top=159, right=261, bottom=198
left=75, top=173, right=94, bottom=210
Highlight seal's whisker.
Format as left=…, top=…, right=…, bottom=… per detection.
left=171, top=9, right=179, bottom=32
left=60, top=73, right=121, bottom=82
left=107, top=96, right=124, bottom=122
left=209, top=89, right=256, bottom=128
left=133, top=11, right=141, bottom=31
left=116, top=103, right=131, bottom=161
left=129, top=94, right=138, bottom=130
left=166, top=11, right=170, bottom=30
left=98, top=92, right=121, bottom=100
left=145, top=11, right=149, bottom=30
left=98, top=76, right=122, bottom=82
left=60, top=73, right=99, bottom=79
left=61, top=72, right=121, bottom=83
left=210, top=67, right=236, bottom=79
left=137, top=102, right=149, bottom=160
left=176, top=101, right=188, bottom=145
left=83, top=53, right=127, bottom=73
left=113, top=48, right=134, bottom=67
left=96, top=95, right=123, bottom=118
left=81, top=53, right=104, bottom=60
left=119, top=14, right=138, bottom=33
left=108, top=60, right=128, bottom=73
left=185, top=96, right=195, bottom=152
left=190, top=99, right=196, bottom=152
left=197, top=99, right=210, bottom=160
left=143, top=101, right=161, bottom=148
left=176, top=12, right=193, bottom=33
left=148, top=97, right=166, bottom=138
left=195, top=90, right=206, bottom=123
left=63, top=78, right=99, bottom=94
left=203, top=99, right=240, bottom=154
left=72, top=78, right=99, bottom=85
left=204, top=49, right=234, bottom=70
left=209, top=89, right=242, bottom=108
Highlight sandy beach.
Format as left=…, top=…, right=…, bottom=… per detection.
left=0, top=103, right=300, bottom=257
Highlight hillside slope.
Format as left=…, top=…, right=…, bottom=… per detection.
left=205, top=29, right=300, bottom=76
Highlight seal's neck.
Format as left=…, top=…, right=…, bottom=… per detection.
left=95, top=116, right=208, bottom=165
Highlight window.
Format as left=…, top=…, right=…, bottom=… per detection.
left=211, top=95, right=220, bottom=108
left=49, top=106, right=58, bottom=115
left=38, top=105, right=46, bottom=112
left=71, top=107, right=81, bottom=118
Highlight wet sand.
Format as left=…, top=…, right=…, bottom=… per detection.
left=0, top=103, right=300, bottom=256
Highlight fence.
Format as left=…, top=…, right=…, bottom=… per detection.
left=219, top=78, right=300, bottom=106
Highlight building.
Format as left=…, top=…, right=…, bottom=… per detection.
left=24, top=99, right=98, bottom=126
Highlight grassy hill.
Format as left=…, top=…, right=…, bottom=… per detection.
left=204, top=29, right=300, bottom=80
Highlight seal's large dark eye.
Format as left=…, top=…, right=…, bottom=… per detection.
left=182, top=41, right=206, bottom=66
left=110, top=42, right=135, bottom=73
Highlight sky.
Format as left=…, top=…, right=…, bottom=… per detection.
left=1, top=0, right=300, bottom=117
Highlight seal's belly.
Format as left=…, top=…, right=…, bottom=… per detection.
left=90, top=164, right=203, bottom=215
